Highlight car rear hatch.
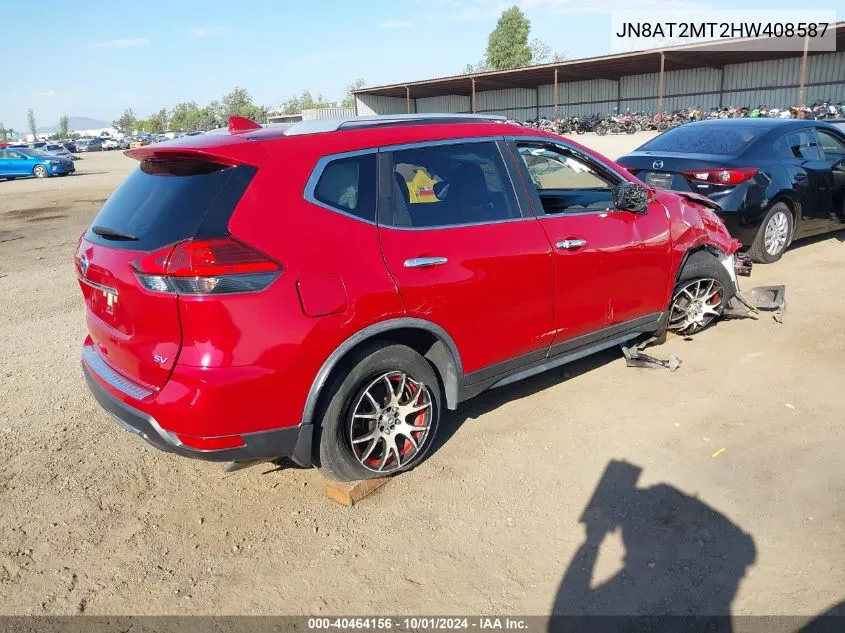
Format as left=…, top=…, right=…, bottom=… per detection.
left=77, top=138, right=268, bottom=391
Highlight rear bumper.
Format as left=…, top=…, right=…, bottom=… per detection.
left=715, top=211, right=761, bottom=246
left=82, top=356, right=312, bottom=464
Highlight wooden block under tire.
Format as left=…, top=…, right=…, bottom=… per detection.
left=325, top=477, right=391, bottom=507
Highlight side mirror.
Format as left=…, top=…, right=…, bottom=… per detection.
left=612, top=181, right=649, bottom=214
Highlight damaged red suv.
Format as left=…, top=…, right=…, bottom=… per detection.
left=77, top=114, right=743, bottom=481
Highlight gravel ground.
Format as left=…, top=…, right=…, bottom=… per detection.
left=0, top=136, right=843, bottom=619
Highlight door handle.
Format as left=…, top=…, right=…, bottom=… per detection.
left=404, top=257, right=448, bottom=268
left=556, top=239, right=587, bottom=250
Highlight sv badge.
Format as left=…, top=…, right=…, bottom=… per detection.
left=153, top=354, right=169, bottom=364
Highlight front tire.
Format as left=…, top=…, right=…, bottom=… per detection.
left=316, top=343, right=442, bottom=482
left=749, top=202, right=793, bottom=263
left=669, top=251, right=735, bottom=335
left=33, top=165, right=48, bottom=178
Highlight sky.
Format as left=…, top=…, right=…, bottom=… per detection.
left=0, top=0, right=841, bottom=131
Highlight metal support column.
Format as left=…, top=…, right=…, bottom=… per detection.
left=471, top=77, right=477, bottom=113
left=405, top=85, right=411, bottom=114
left=616, top=79, right=621, bottom=112
left=553, top=68, right=559, bottom=118
left=657, top=52, right=666, bottom=114
left=536, top=86, right=540, bottom=120
left=797, top=36, right=809, bottom=107
left=718, top=67, right=725, bottom=108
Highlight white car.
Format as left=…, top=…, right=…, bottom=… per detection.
left=101, top=138, right=120, bottom=150
left=41, top=144, right=76, bottom=160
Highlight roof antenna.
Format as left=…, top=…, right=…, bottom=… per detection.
left=228, top=116, right=262, bottom=134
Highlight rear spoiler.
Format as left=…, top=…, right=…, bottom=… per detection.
left=675, top=190, right=722, bottom=213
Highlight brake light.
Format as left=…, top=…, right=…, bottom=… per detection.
left=617, top=163, right=640, bottom=176
left=131, top=237, right=281, bottom=295
left=683, top=168, right=758, bottom=185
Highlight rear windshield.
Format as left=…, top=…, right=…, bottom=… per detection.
left=85, top=160, right=257, bottom=251
left=639, top=125, right=765, bottom=155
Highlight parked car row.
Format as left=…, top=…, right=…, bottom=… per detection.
left=0, top=147, right=75, bottom=179
left=618, top=118, right=845, bottom=262
left=76, top=113, right=768, bottom=483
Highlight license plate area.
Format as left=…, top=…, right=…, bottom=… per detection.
left=647, top=172, right=674, bottom=189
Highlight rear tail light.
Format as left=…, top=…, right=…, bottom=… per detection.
left=617, top=163, right=640, bottom=176
left=131, top=237, right=281, bottom=295
left=683, top=168, right=758, bottom=185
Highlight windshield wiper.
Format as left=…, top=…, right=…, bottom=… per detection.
left=91, top=225, right=138, bottom=241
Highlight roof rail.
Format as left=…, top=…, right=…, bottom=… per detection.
left=281, top=113, right=507, bottom=136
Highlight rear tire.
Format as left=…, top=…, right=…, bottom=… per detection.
left=33, top=165, right=48, bottom=178
left=315, top=343, right=442, bottom=482
left=668, top=251, right=735, bottom=335
left=595, top=123, right=608, bottom=136
left=749, top=202, right=793, bottom=264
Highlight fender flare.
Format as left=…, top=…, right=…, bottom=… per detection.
left=300, top=318, right=464, bottom=431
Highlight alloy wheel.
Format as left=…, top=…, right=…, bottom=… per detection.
left=668, top=278, right=724, bottom=334
left=348, top=371, right=433, bottom=474
left=764, top=211, right=789, bottom=256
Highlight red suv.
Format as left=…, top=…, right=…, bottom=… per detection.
left=77, top=114, right=742, bottom=481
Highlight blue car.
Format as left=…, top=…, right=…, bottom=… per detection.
left=0, top=147, right=75, bottom=180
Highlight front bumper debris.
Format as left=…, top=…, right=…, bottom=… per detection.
left=724, top=285, right=787, bottom=323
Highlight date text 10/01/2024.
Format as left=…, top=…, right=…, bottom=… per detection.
left=308, top=618, right=529, bottom=630
left=615, top=22, right=829, bottom=39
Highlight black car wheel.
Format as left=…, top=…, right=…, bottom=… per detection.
left=749, top=202, right=793, bottom=264
left=669, top=251, right=735, bottom=335
left=315, top=343, right=442, bottom=482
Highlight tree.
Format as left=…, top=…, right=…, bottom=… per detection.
left=58, top=115, right=70, bottom=139
left=462, top=60, right=490, bottom=74
left=341, top=78, right=366, bottom=108
left=27, top=108, right=37, bottom=139
left=169, top=101, right=201, bottom=132
left=113, top=108, right=137, bottom=135
left=220, top=87, right=268, bottom=123
left=485, top=6, right=532, bottom=70
left=0, top=123, right=7, bottom=143
left=279, top=90, right=330, bottom=115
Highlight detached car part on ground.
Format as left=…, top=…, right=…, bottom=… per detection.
left=76, top=115, right=782, bottom=483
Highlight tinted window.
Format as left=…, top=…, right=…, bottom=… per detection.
left=639, top=125, right=764, bottom=155
left=774, top=130, right=821, bottom=161
left=313, top=153, right=377, bottom=222
left=387, top=142, right=518, bottom=228
left=816, top=129, right=845, bottom=157
left=85, top=160, right=257, bottom=251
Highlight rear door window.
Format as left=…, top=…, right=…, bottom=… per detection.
left=639, top=125, right=764, bottom=155
left=385, top=141, right=519, bottom=228
left=84, top=160, right=257, bottom=251
left=815, top=129, right=845, bottom=159
left=774, top=130, right=821, bottom=161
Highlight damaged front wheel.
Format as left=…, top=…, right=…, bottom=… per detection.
left=668, top=251, right=735, bottom=335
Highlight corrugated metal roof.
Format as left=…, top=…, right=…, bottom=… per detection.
left=355, top=23, right=845, bottom=99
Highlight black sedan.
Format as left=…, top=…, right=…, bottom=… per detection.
left=618, top=119, right=845, bottom=263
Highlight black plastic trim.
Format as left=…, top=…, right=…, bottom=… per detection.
left=83, top=364, right=303, bottom=463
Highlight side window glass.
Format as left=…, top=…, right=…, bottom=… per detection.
left=775, top=131, right=820, bottom=161
left=312, top=153, right=377, bottom=222
left=815, top=130, right=845, bottom=157
left=388, top=142, right=519, bottom=228
left=516, top=144, right=616, bottom=215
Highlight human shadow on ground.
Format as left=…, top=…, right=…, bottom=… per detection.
left=550, top=460, right=757, bottom=633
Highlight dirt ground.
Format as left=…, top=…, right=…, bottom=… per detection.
left=1, top=136, right=843, bottom=620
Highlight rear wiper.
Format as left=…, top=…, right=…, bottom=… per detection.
left=91, top=225, right=138, bottom=241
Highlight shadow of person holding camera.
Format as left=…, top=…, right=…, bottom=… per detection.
left=551, top=460, right=757, bottom=632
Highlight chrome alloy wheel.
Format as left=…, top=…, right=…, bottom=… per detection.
left=764, top=210, right=789, bottom=256
left=348, top=371, right=433, bottom=474
left=668, top=278, right=725, bottom=334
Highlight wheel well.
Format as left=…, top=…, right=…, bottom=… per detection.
left=311, top=327, right=460, bottom=422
